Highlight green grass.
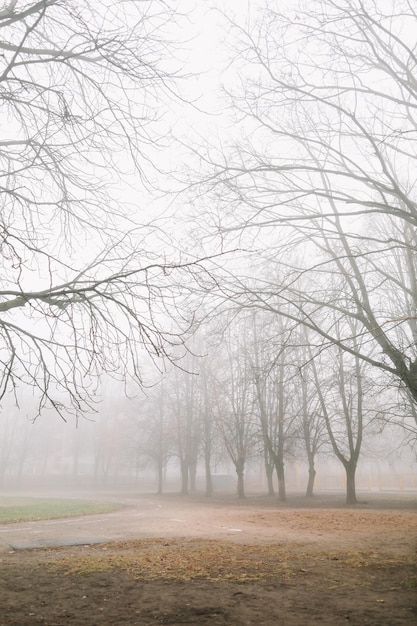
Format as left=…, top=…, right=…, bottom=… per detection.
left=0, top=497, right=121, bottom=523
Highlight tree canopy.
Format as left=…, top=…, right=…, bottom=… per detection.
left=0, top=0, right=212, bottom=419
left=196, top=0, right=417, bottom=409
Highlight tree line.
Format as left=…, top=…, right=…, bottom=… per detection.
left=128, top=309, right=410, bottom=505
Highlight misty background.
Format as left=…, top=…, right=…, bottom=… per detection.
left=0, top=0, right=416, bottom=505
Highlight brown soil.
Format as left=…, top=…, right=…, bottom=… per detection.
left=0, top=493, right=416, bottom=625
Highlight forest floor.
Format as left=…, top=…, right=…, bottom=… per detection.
left=0, top=492, right=416, bottom=625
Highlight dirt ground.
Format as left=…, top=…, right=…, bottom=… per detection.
left=0, top=492, right=416, bottom=625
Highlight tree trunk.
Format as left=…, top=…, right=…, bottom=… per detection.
left=266, top=462, right=275, bottom=496
left=263, top=448, right=275, bottom=496
left=345, top=462, right=358, bottom=505
left=276, top=459, right=286, bottom=502
left=305, top=463, right=316, bottom=498
left=205, top=456, right=213, bottom=497
left=180, top=458, right=189, bottom=495
left=236, top=465, right=245, bottom=499
left=189, top=460, right=197, bottom=494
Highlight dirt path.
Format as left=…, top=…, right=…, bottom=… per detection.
left=0, top=493, right=416, bottom=625
left=1, top=493, right=416, bottom=554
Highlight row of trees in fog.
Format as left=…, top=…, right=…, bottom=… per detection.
left=131, top=309, right=411, bottom=505
left=0, top=314, right=408, bottom=505
left=0, top=0, right=416, bottom=503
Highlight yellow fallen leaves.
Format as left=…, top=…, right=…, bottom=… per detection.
left=42, top=539, right=416, bottom=588
left=47, top=538, right=295, bottom=582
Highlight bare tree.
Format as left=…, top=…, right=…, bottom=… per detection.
left=196, top=0, right=417, bottom=416
left=170, top=360, right=202, bottom=495
left=199, top=349, right=223, bottom=497
left=124, top=382, right=173, bottom=494
left=298, top=366, right=327, bottom=498
left=307, top=315, right=379, bottom=505
left=0, top=0, right=216, bottom=419
left=249, top=312, right=299, bottom=501
left=293, top=325, right=329, bottom=498
left=212, top=319, right=259, bottom=499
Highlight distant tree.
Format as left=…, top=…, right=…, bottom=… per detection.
left=213, top=320, right=259, bottom=499
left=199, top=349, right=223, bottom=497
left=295, top=326, right=329, bottom=498
left=164, top=350, right=203, bottom=495
left=124, top=383, right=173, bottom=494
left=149, top=381, right=173, bottom=495
left=308, top=317, right=377, bottom=505
left=0, top=0, right=213, bottom=420
left=250, top=313, right=299, bottom=501
left=298, top=368, right=327, bottom=498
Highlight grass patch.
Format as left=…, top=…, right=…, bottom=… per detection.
left=0, top=497, right=120, bottom=523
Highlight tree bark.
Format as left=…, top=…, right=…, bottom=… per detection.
left=345, top=462, right=358, bottom=505
left=305, top=464, right=316, bottom=498
left=189, top=460, right=197, bottom=494
left=276, top=459, right=286, bottom=502
left=265, top=461, right=275, bottom=496
left=236, top=463, right=245, bottom=499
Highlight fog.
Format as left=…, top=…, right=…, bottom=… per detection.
left=0, top=380, right=415, bottom=500
left=1, top=1, right=417, bottom=507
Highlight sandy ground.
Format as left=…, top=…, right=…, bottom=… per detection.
left=0, top=492, right=416, bottom=624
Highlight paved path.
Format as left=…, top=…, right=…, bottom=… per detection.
left=0, top=496, right=248, bottom=552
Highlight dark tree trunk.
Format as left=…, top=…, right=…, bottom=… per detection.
left=265, top=455, right=275, bottom=496
left=345, top=462, right=358, bottom=504
left=276, top=459, right=286, bottom=502
left=189, top=460, right=197, bottom=494
left=236, top=464, right=245, bottom=499
left=305, top=463, right=316, bottom=498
